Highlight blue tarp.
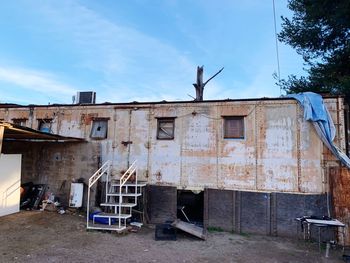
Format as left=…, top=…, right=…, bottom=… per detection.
left=287, top=92, right=350, bottom=169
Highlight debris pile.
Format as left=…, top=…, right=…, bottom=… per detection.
left=20, top=182, right=66, bottom=214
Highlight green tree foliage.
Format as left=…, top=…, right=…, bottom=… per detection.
left=278, top=0, right=350, bottom=102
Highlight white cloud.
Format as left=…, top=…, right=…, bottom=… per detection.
left=33, top=1, right=197, bottom=102
left=0, top=1, right=291, bottom=104
left=0, top=65, right=76, bottom=100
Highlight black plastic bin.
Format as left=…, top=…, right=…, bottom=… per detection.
left=155, top=223, right=177, bottom=241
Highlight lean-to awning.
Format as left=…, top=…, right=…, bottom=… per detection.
left=0, top=121, right=85, bottom=146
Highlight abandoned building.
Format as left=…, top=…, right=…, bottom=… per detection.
left=0, top=92, right=349, bottom=243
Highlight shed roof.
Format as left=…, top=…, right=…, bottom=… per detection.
left=0, top=122, right=85, bottom=142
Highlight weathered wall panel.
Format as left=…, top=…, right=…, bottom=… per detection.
left=146, top=185, right=177, bottom=224
left=181, top=109, right=218, bottom=189
left=258, top=104, right=298, bottom=192
left=0, top=97, right=345, bottom=195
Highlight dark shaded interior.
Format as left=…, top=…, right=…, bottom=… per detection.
left=177, top=190, right=204, bottom=224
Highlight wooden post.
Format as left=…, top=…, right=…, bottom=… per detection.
left=0, top=125, right=4, bottom=155
left=203, top=187, right=209, bottom=236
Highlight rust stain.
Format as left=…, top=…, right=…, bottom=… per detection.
left=329, top=166, right=350, bottom=246
left=0, top=98, right=345, bottom=195
left=81, top=113, right=98, bottom=125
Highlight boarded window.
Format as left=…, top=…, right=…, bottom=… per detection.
left=223, top=116, right=244, bottom=139
left=157, top=118, right=175, bottom=140
left=38, top=119, right=52, bottom=133
left=90, top=119, right=108, bottom=139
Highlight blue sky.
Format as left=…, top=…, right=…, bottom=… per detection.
left=0, top=0, right=304, bottom=105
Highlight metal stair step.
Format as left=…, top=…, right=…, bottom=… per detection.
left=110, top=182, right=147, bottom=187
left=93, top=213, right=131, bottom=219
left=87, top=223, right=126, bottom=232
left=106, top=193, right=142, bottom=197
left=100, top=202, right=136, bottom=207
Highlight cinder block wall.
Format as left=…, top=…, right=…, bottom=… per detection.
left=3, top=141, right=100, bottom=207
left=146, top=185, right=329, bottom=239
left=207, top=189, right=328, bottom=237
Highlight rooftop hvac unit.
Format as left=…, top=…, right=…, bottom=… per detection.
left=76, top=91, right=96, bottom=104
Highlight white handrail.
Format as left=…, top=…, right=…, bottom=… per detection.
left=87, top=160, right=110, bottom=229
left=119, top=160, right=137, bottom=228
left=119, top=160, right=137, bottom=187
left=88, top=161, right=110, bottom=187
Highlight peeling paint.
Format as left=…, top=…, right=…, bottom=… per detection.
left=0, top=98, right=345, bottom=194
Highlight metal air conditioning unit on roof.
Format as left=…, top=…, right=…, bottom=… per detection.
left=76, top=91, right=96, bottom=104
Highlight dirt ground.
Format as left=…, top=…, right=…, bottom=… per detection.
left=0, top=211, right=344, bottom=263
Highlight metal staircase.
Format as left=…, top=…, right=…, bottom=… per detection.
left=86, top=160, right=146, bottom=232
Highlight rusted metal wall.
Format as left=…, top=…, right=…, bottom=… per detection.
left=329, top=166, right=350, bottom=245
left=0, top=97, right=345, bottom=194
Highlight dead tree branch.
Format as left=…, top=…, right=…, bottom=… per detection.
left=193, top=66, right=224, bottom=101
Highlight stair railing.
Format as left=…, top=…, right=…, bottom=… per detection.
left=119, top=160, right=137, bottom=229
left=87, top=160, right=110, bottom=229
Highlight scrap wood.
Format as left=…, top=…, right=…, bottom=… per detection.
left=172, top=219, right=206, bottom=240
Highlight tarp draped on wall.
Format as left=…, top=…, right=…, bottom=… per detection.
left=287, top=92, right=350, bottom=169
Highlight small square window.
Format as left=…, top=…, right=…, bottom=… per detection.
left=157, top=118, right=175, bottom=140
left=38, top=119, right=52, bottom=133
left=12, top=118, right=27, bottom=127
left=223, top=116, right=244, bottom=139
left=90, top=119, right=108, bottom=139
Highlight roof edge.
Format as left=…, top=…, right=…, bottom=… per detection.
left=0, top=94, right=344, bottom=109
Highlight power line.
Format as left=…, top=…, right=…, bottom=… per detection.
left=272, top=0, right=282, bottom=95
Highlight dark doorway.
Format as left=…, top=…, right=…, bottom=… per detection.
left=177, top=190, right=204, bottom=225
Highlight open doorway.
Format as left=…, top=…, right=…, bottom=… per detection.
left=177, top=190, right=204, bottom=226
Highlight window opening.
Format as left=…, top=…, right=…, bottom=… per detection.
left=90, top=119, right=108, bottom=139
left=38, top=119, right=53, bottom=133
left=157, top=118, right=175, bottom=140
left=223, top=116, right=245, bottom=139
left=12, top=118, right=27, bottom=127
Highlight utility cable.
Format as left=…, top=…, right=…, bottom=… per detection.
left=273, top=0, right=282, bottom=95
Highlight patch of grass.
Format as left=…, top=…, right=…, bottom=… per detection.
left=239, top=232, right=251, bottom=238
left=207, top=226, right=224, bottom=233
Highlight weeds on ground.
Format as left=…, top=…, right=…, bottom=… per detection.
left=239, top=232, right=251, bottom=238
left=207, top=226, right=224, bottom=233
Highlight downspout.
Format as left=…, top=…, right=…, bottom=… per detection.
left=112, top=108, right=117, bottom=168
left=127, top=109, right=132, bottom=168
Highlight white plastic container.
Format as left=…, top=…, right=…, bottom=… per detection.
left=69, top=183, right=84, bottom=208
